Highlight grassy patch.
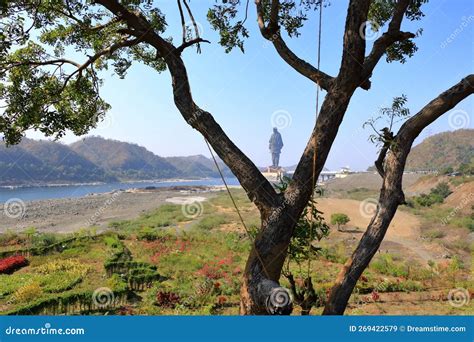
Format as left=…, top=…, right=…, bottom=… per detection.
left=195, top=214, right=229, bottom=231
left=422, top=229, right=446, bottom=240
left=109, top=204, right=189, bottom=232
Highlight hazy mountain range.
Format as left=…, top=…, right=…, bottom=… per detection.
left=0, top=129, right=471, bottom=186
left=0, top=136, right=233, bottom=186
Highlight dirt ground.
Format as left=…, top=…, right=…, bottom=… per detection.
left=324, top=173, right=423, bottom=193
left=0, top=187, right=215, bottom=234
left=442, top=181, right=474, bottom=215
left=315, top=198, right=447, bottom=262
left=219, top=196, right=447, bottom=263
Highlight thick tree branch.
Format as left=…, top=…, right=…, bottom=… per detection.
left=398, top=75, right=474, bottom=140
left=177, top=0, right=186, bottom=44
left=362, top=0, right=413, bottom=87
left=271, top=34, right=334, bottom=90
left=323, top=74, right=474, bottom=315
left=337, top=0, right=370, bottom=86
left=1, top=58, right=80, bottom=70
left=96, top=0, right=278, bottom=210
left=175, top=38, right=211, bottom=55
left=254, top=0, right=334, bottom=91
left=374, top=145, right=388, bottom=178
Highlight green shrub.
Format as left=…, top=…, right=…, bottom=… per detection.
left=137, top=227, right=162, bottom=241
left=411, top=182, right=452, bottom=207
left=431, top=182, right=452, bottom=199
left=12, top=282, right=43, bottom=303
left=376, top=279, right=423, bottom=292
left=103, top=235, right=121, bottom=248
left=0, top=274, right=34, bottom=296
left=0, top=230, right=22, bottom=246
left=423, top=229, right=445, bottom=240
left=318, top=244, right=347, bottom=264
left=370, top=253, right=408, bottom=277
left=330, top=213, right=350, bottom=231
left=31, top=233, right=58, bottom=249
left=195, top=215, right=228, bottom=231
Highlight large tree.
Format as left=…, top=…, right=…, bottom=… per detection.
left=0, top=0, right=472, bottom=315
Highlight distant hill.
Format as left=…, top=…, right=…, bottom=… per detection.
left=71, top=136, right=233, bottom=180
left=70, top=136, right=180, bottom=180
left=0, top=136, right=235, bottom=186
left=165, top=155, right=233, bottom=178
left=406, top=129, right=473, bottom=172
left=0, top=139, right=117, bottom=186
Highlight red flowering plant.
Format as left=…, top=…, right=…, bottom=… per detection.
left=147, top=238, right=191, bottom=264
left=156, top=291, right=181, bottom=308
left=371, top=290, right=380, bottom=302
left=195, top=253, right=243, bottom=298
left=0, top=255, right=29, bottom=274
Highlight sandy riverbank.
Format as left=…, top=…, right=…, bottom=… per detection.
left=0, top=186, right=222, bottom=233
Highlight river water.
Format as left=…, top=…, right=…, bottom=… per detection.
left=0, top=178, right=240, bottom=203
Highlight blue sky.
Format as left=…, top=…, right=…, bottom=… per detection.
left=28, top=0, right=474, bottom=171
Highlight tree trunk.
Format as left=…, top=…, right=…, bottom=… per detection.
left=323, top=75, right=474, bottom=315
left=240, top=207, right=296, bottom=314
left=323, top=153, right=406, bottom=314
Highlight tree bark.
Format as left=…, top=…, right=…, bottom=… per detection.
left=323, top=75, right=474, bottom=315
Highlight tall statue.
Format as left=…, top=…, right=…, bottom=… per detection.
left=269, top=127, right=284, bottom=168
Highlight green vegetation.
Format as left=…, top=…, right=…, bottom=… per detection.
left=0, top=259, right=89, bottom=299
left=0, top=190, right=472, bottom=315
left=422, top=229, right=446, bottom=240
left=408, top=182, right=452, bottom=207
left=195, top=215, right=229, bottom=231
left=405, top=129, right=473, bottom=172
left=330, top=213, right=350, bottom=231
left=110, top=204, right=189, bottom=232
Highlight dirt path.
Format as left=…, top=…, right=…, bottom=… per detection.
left=317, top=198, right=444, bottom=262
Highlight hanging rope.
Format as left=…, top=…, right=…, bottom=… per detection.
left=307, top=0, right=323, bottom=276
left=202, top=0, right=325, bottom=285
left=203, top=138, right=271, bottom=279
